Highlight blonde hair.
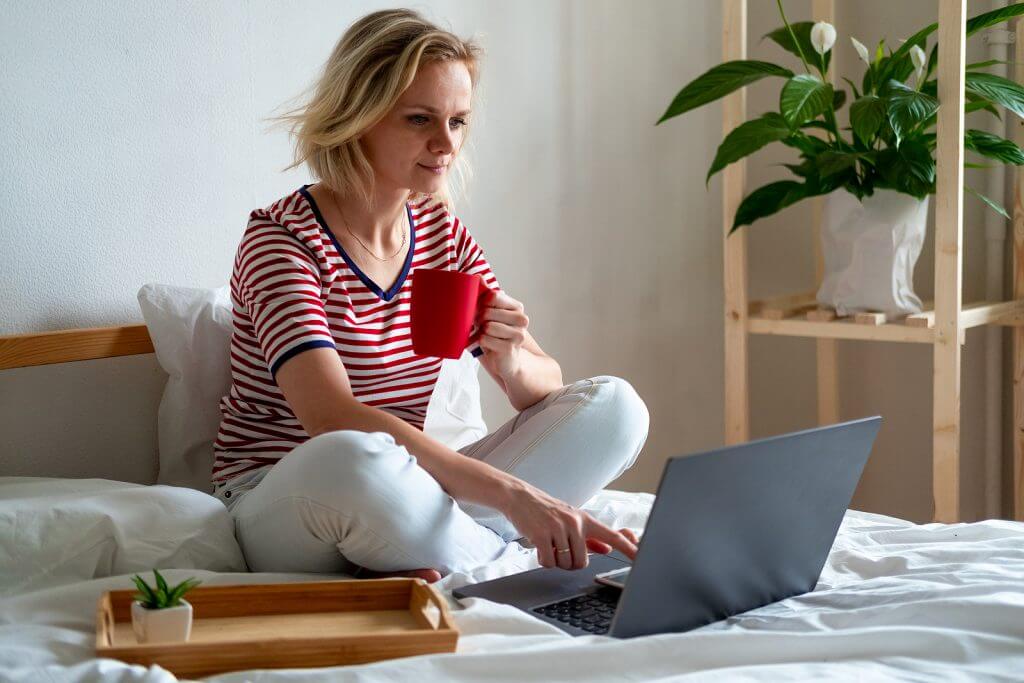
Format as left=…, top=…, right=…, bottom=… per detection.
left=268, top=9, right=483, bottom=210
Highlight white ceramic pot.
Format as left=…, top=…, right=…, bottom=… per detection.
left=816, top=188, right=928, bottom=316
left=131, top=600, right=193, bottom=643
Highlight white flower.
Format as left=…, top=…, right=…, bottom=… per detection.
left=851, top=37, right=871, bottom=65
left=910, top=44, right=927, bottom=70
left=910, top=44, right=927, bottom=83
left=811, top=21, right=836, bottom=55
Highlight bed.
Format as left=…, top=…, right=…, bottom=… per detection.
left=2, top=479, right=1023, bottom=682
left=2, top=286, right=1023, bottom=681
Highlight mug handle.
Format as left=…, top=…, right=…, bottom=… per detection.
left=466, top=278, right=496, bottom=348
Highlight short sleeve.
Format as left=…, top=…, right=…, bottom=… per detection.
left=235, top=219, right=337, bottom=378
left=452, top=217, right=502, bottom=359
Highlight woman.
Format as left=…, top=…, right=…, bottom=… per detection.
left=211, top=9, right=650, bottom=583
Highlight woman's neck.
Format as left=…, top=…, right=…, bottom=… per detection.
left=325, top=184, right=410, bottom=251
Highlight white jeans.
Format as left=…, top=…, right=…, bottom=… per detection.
left=214, top=375, right=649, bottom=577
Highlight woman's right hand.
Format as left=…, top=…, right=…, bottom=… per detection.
left=500, top=482, right=640, bottom=570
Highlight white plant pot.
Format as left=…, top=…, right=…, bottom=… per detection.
left=816, top=188, right=928, bottom=317
left=131, top=600, right=193, bottom=643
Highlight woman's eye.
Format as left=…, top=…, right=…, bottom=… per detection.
left=408, top=115, right=467, bottom=129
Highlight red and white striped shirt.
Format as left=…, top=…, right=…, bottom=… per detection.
left=211, top=184, right=501, bottom=485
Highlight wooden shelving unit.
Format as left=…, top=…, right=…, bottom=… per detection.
left=721, top=0, right=1024, bottom=522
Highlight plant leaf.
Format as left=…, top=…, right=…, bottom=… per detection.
left=898, top=139, right=936, bottom=186
left=965, top=3, right=1024, bottom=37
left=816, top=152, right=859, bottom=177
left=966, top=184, right=1010, bottom=219
left=731, top=181, right=808, bottom=232
left=849, top=95, right=887, bottom=144
left=153, top=569, right=170, bottom=598
left=964, top=129, right=1024, bottom=165
left=657, top=61, right=793, bottom=124
left=781, top=133, right=829, bottom=156
left=886, top=81, right=938, bottom=146
left=167, top=584, right=188, bottom=607
left=801, top=120, right=833, bottom=135
left=174, top=579, right=202, bottom=605
left=877, top=24, right=934, bottom=86
left=842, top=77, right=862, bottom=101
left=131, top=575, right=156, bottom=607
left=780, top=74, right=833, bottom=127
left=832, top=89, right=847, bottom=111
left=966, top=59, right=1016, bottom=71
left=706, top=113, right=793, bottom=183
left=876, top=139, right=935, bottom=198
left=965, top=72, right=1024, bottom=119
left=922, top=79, right=1002, bottom=119
left=764, top=22, right=832, bottom=73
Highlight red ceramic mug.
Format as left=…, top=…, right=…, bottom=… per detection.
left=410, top=268, right=496, bottom=359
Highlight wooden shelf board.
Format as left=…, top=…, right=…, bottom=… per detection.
left=747, top=315, right=936, bottom=343
left=906, top=300, right=1024, bottom=329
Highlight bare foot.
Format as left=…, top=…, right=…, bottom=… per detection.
left=355, top=567, right=442, bottom=583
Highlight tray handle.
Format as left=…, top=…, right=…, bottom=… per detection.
left=420, top=581, right=456, bottom=631
left=95, top=594, right=115, bottom=648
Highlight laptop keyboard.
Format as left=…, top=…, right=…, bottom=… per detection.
left=531, top=586, right=620, bottom=634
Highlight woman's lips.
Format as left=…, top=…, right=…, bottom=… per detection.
left=418, top=163, right=446, bottom=175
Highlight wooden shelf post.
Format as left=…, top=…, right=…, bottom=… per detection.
left=812, top=0, right=840, bottom=427
left=932, top=0, right=966, bottom=523
left=1014, top=16, right=1024, bottom=520
left=722, top=0, right=749, bottom=445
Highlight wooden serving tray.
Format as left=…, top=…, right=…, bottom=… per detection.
left=96, top=578, right=458, bottom=678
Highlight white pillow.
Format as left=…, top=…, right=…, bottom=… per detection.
left=138, top=284, right=234, bottom=493
left=137, top=283, right=488, bottom=493
left=0, top=477, right=247, bottom=596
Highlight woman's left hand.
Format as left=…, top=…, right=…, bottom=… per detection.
left=476, top=291, right=529, bottom=379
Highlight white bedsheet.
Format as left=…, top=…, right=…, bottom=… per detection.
left=1, top=489, right=1023, bottom=682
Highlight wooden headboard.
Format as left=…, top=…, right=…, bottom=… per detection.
left=0, top=324, right=162, bottom=484
left=0, top=325, right=154, bottom=370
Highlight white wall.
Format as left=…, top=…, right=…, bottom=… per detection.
left=0, top=0, right=723, bottom=493
left=0, top=1, right=1010, bottom=523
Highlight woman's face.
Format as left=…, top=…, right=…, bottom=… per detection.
left=360, top=59, right=473, bottom=198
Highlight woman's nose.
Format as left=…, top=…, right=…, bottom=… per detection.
left=429, top=123, right=456, bottom=155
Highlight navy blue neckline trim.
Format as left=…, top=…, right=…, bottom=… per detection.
left=298, top=184, right=416, bottom=302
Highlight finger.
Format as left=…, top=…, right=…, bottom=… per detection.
left=536, top=537, right=555, bottom=569
left=482, top=321, right=526, bottom=342
left=477, top=334, right=510, bottom=354
left=482, top=307, right=529, bottom=328
left=586, top=538, right=613, bottom=554
left=586, top=519, right=638, bottom=561
left=619, top=528, right=640, bottom=545
left=552, top=533, right=573, bottom=570
left=488, top=291, right=522, bottom=311
left=568, top=526, right=589, bottom=570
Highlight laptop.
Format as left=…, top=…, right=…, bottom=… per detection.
left=453, top=416, right=882, bottom=638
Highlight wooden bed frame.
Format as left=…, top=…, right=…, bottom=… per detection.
left=0, top=325, right=154, bottom=370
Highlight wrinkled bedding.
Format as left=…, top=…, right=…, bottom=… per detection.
left=1, top=482, right=1023, bottom=682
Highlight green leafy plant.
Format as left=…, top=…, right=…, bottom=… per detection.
left=131, top=569, right=201, bottom=609
left=657, top=0, right=1024, bottom=232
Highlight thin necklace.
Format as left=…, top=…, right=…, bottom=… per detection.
left=328, top=188, right=407, bottom=262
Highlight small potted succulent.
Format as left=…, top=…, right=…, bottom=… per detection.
left=130, top=569, right=202, bottom=643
